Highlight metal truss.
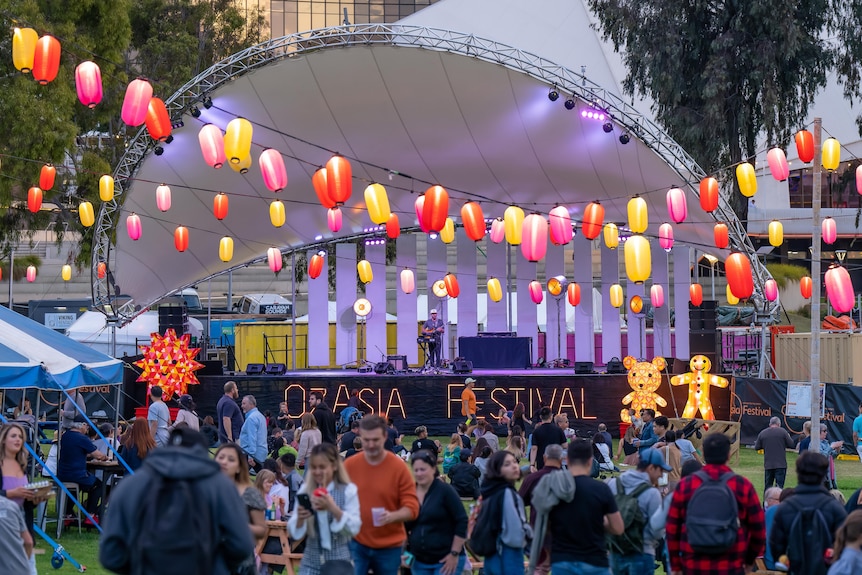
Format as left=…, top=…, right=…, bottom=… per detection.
left=94, top=24, right=772, bottom=323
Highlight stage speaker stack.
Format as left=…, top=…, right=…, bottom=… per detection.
left=689, top=300, right=719, bottom=365
left=158, top=302, right=188, bottom=336
left=574, top=361, right=594, bottom=375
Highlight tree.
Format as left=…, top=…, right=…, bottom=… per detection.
left=587, top=0, right=862, bottom=221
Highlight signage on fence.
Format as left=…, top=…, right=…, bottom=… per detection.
left=785, top=381, right=825, bottom=418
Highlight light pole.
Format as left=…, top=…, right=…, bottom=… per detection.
left=703, top=254, right=718, bottom=300
left=809, top=118, right=823, bottom=447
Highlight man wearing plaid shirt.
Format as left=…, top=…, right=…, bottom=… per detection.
left=666, top=434, right=765, bottom=575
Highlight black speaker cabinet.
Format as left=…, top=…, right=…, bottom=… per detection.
left=374, top=362, right=394, bottom=374
left=158, top=304, right=187, bottom=335
left=386, top=355, right=408, bottom=372
left=245, top=363, right=265, bottom=375
left=606, top=357, right=626, bottom=374
left=265, top=363, right=286, bottom=375
left=453, top=359, right=473, bottom=374
left=574, top=361, right=594, bottom=374
left=198, top=360, right=223, bottom=376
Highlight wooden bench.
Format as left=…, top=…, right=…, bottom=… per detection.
left=256, top=520, right=303, bottom=575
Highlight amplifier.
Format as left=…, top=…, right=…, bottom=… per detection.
left=477, top=332, right=515, bottom=338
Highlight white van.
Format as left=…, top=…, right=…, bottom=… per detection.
left=232, top=294, right=293, bottom=316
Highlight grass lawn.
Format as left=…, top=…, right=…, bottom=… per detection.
left=36, top=440, right=862, bottom=575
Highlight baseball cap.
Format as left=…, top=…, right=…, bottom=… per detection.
left=464, top=377, right=476, bottom=384
left=430, top=308, right=438, bottom=314
left=640, top=447, right=672, bottom=471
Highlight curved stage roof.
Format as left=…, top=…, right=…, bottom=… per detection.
left=95, top=22, right=760, bottom=322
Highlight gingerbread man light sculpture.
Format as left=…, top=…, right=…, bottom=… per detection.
left=670, top=354, right=729, bottom=420
left=620, top=356, right=668, bottom=422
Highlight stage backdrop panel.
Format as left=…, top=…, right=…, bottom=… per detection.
left=516, top=260, right=538, bottom=363
left=366, top=242, right=387, bottom=364
left=426, top=236, right=449, bottom=361
left=673, top=247, right=691, bottom=360
left=573, top=236, right=594, bottom=362
left=485, top=240, right=509, bottom=332
left=396, top=234, right=419, bottom=365
left=545, top=243, right=565, bottom=361
left=601, top=244, right=621, bottom=363
left=652, top=247, right=672, bottom=359
left=307, top=249, right=329, bottom=367
left=456, top=229, right=479, bottom=339
left=335, top=243, right=357, bottom=365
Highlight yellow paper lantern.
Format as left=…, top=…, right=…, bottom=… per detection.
left=624, top=234, right=651, bottom=283
left=228, top=153, right=251, bottom=174
left=224, top=118, right=253, bottom=165
left=269, top=200, right=285, bottom=228
left=440, top=217, right=456, bottom=244
left=627, top=196, right=648, bottom=234
left=768, top=220, right=783, bottom=247
left=79, top=201, right=95, bottom=227
left=99, top=175, right=114, bottom=202
left=504, top=206, right=524, bottom=245
left=726, top=283, right=739, bottom=305
left=822, top=138, right=841, bottom=172
left=12, top=28, right=38, bottom=73
left=219, top=236, right=234, bottom=262
left=358, top=260, right=373, bottom=284
left=364, top=183, right=390, bottom=225
left=610, top=284, right=624, bottom=308
left=61, top=264, right=72, bottom=282
left=736, top=162, right=757, bottom=197
left=603, top=223, right=619, bottom=250
left=488, top=277, right=503, bottom=302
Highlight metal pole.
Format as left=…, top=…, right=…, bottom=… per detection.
left=8, top=249, right=13, bottom=309
left=810, top=118, right=823, bottom=447
left=291, top=251, right=297, bottom=370
left=506, top=244, right=513, bottom=333
left=227, top=270, right=233, bottom=310
left=207, top=278, right=212, bottom=352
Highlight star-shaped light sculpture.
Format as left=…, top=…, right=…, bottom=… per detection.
left=134, top=329, right=204, bottom=398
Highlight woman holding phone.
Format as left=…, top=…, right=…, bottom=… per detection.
left=288, top=443, right=361, bottom=574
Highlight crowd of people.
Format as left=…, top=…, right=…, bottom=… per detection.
left=6, top=383, right=862, bottom=575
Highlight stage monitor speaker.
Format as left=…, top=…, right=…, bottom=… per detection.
left=199, top=360, right=223, bottom=376
left=246, top=363, right=265, bottom=375
left=606, top=357, right=626, bottom=374
left=265, top=363, right=286, bottom=375
left=386, top=355, right=408, bottom=372
left=453, top=359, right=473, bottom=374
left=158, top=304, right=187, bottom=336
left=574, top=361, right=594, bottom=375
left=358, top=365, right=374, bottom=374
left=373, top=362, right=394, bottom=374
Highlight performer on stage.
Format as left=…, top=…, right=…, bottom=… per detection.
left=422, top=308, right=445, bottom=367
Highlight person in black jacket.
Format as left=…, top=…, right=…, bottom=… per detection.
left=448, top=449, right=480, bottom=499
left=308, top=391, right=337, bottom=445
left=406, top=450, right=469, bottom=574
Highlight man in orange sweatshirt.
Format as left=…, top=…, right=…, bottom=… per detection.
left=345, top=415, right=419, bottom=574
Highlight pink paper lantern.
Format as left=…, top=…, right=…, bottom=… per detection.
left=414, top=195, right=430, bottom=233
left=529, top=280, right=543, bottom=304
left=666, top=187, right=687, bottom=223
left=400, top=269, right=415, bottom=294
left=260, top=149, right=288, bottom=192
left=549, top=206, right=573, bottom=245
left=521, top=214, right=548, bottom=262
left=198, top=124, right=226, bottom=169
left=826, top=265, right=855, bottom=313
left=267, top=247, right=283, bottom=273
left=856, top=165, right=862, bottom=196
left=658, top=223, right=674, bottom=252
left=767, top=147, right=789, bottom=181
left=822, top=217, right=837, bottom=245
left=764, top=279, right=778, bottom=302
left=126, top=213, right=142, bottom=241
left=75, top=61, right=103, bottom=108
left=156, top=184, right=171, bottom=212
left=489, top=218, right=505, bottom=244
left=121, top=78, right=153, bottom=126
left=650, top=285, right=664, bottom=308
left=327, top=207, right=342, bottom=232
left=26, top=265, right=36, bottom=282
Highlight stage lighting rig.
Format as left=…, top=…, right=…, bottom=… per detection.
left=202, top=96, right=213, bottom=109
left=602, top=122, right=613, bottom=133
left=619, top=133, right=631, bottom=144
left=190, top=106, right=201, bottom=118
left=548, top=86, right=559, bottom=102
left=564, top=95, right=576, bottom=110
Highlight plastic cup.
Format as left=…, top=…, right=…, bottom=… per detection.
left=372, top=507, right=386, bottom=527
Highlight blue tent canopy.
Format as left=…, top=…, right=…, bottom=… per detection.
left=0, top=305, right=123, bottom=390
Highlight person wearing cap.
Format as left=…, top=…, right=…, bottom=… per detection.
left=147, top=385, right=171, bottom=447
left=461, top=378, right=477, bottom=426
left=422, top=308, right=445, bottom=367
left=606, top=447, right=669, bottom=574
left=173, top=394, right=200, bottom=431
left=57, top=414, right=108, bottom=516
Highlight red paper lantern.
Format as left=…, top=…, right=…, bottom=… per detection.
left=75, top=61, right=102, bottom=108
left=582, top=201, right=604, bottom=240
left=327, top=207, right=342, bottom=232
left=822, top=217, right=837, bottom=245
left=145, top=98, right=171, bottom=142
left=529, top=280, right=543, bottom=304
left=714, top=223, right=729, bottom=249
left=308, top=253, right=325, bottom=279
left=32, top=35, right=60, bottom=85
left=422, top=185, right=449, bottom=233
left=767, top=147, right=789, bottom=181
left=795, top=130, right=815, bottom=163
left=199, top=124, right=225, bottom=169
left=97, top=262, right=106, bottom=279
left=461, top=202, right=486, bottom=241
left=267, top=247, right=283, bottom=273
left=489, top=218, right=505, bottom=243
left=690, top=284, right=703, bottom=306
left=260, top=149, right=288, bottom=193
left=699, top=177, right=719, bottom=212
left=800, top=276, right=813, bottom=299
left=567, top=282, right=581, bottom=306
left=126, top=213, right=142, bottom=241
left=174, top=226, right=189, bottom=252
left=122, top=78, right=153, bottom=126
left=27, top=187, right=42, bottom=213
left=26, top=265, right=36, bottom=282
left=725, top=253, right=754, bottom=299
left=312, top=168, right=335, bottom=209
left=826, top=265, right=855, bottom=313
left=325, top=155, right=352, bottom=205
left=521, top=214, right=548, bottom=262
left=386, top=213, right=400, bottom=239
left=213, top=193, right=229, bottom=220
left=444, top=274, right=460, bottom=298
left=666, top=187, right=687, bottom=223
left=549, top=206, right=573, bottom=245
left=39, top=164, right=55, bottom=191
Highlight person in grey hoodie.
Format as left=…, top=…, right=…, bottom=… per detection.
left=606, top=447, right=670, bottom=575
left=477, top=450, right=531, bottom=575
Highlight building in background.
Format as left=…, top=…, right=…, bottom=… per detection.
left=270, top=0, right=440, bottom=38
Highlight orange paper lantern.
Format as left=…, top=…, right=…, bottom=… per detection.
left=461, top=202, right=486, bottom=241
left=582, top=202, right=604, bottom=240
left=97, top=262, right=106, bottom=279
left=444, top=273, right=460, bottom=298
left=699, top=177, right=719, bottom=212
left=690, top=283, right=703, bottom=306
left=145, top=98, right=171, bottom=142
left=423, top=185, right=449, bottom=233
left=174, top=226, right=189, bottom=252
left=725, top=253, right=754, bottom=299
left=800, top=276, right=813, bottom=299
left=40, top=164, right=56, bottom=190
left=325, top=155, right=352, bottom=205
left=32, top=35, right=60, bottom=85
left=795, top=130, right=814, bottom=163
left=312, top=167, right=335, bottom=209
left=567, top=282, right=581, bottom=306
left=714, top=223, right=729, bottom=249
left=27, top=187, right=42, bottom=213
left=386, top=213, right=400, bottom=239
left=213, top=193, right=229, bottom=220
left=308, top=253, right=325, bottom=279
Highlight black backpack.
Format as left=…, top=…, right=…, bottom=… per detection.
left=685, top=471, right=740, bottom=555
left=607, top=479, right=652, bottom=555
left=132, top=474, right=214, bottom=575
left=466, top=488, right=507, bottom=557
left=786, top=500, right=833, bottom=575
